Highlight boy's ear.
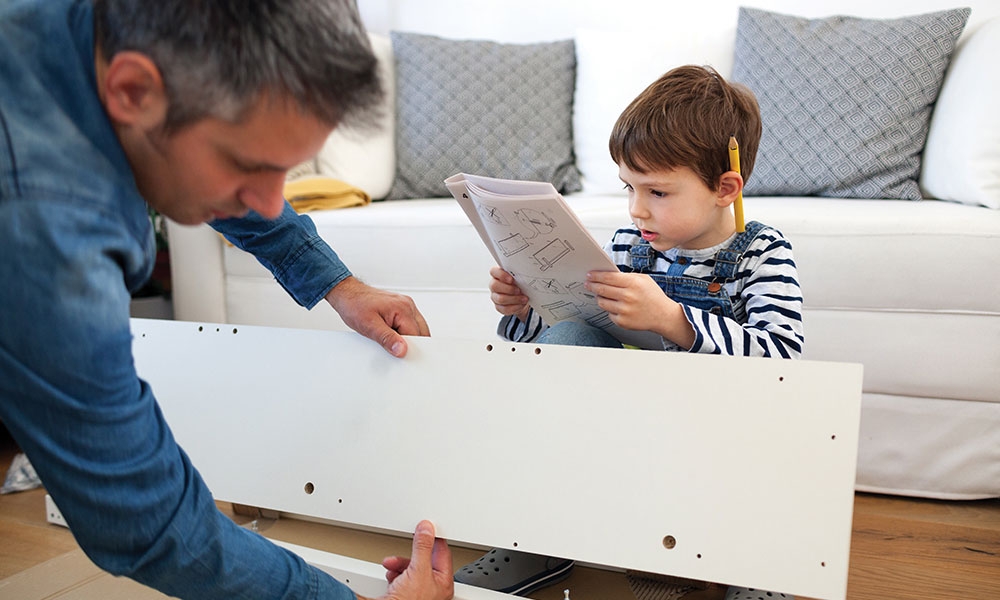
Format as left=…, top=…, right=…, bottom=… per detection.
left=99, top=51, right=168, bottom=129
left=716, top=171, right=744, bottom=207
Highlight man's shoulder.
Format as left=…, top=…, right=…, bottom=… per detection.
left=0, top=0, right=119, bottom=204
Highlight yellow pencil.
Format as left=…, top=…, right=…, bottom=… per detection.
left=728, top=135, right=745, bottom=233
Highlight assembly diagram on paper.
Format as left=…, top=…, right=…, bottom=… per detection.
left=446, top=172, right=662, bottom=349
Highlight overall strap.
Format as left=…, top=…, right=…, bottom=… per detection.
left=711, top=220, right=767, bottom=281
left=629, top=241, right=657, bottom=273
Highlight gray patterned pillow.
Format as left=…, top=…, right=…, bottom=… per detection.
left=387, top=32, right=581, bottom=200
left=732, top=7, right=970, bottom=200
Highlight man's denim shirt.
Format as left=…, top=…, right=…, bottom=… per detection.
left=0, top=1, right=353, bottom=598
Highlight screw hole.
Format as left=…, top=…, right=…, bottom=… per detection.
left=821, top=561, right=826, bottom=567
left=304, top=482, right=315, bottom=495
left=696, top=553, right=702, bottom=559
left=831, top=434, right=837, bottom=440
left=511, top=347, right=516, bottom=352
left=512, top=542, right=518, bottom=547
left=778, top=376, right=784, bottom=382
left=662, top=535, right=676, bottom=549
left=198, top=326, right=204, bottom=332
left=534, top=347, right=541, bottom=355
left=232, top=328, right=238, bottom=334
left=486, top=344, right=494, bottom=352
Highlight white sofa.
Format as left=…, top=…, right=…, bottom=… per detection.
left=167, top=0, right=1000, bottom=501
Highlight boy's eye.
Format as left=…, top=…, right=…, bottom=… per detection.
left=650, top=189, right=666, bottom=198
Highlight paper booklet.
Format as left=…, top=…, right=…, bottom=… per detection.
left=445, top=173, right=664, bottom=350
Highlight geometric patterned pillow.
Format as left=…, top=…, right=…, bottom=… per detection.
left=732, top=7, right=970, bottom=200
left=387, top=32, right=581, bottom=200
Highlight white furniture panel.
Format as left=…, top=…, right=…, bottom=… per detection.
left=131, top=318, right=862, bottom=599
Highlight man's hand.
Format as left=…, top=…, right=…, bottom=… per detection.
left=371, top=520, right=454, bottom=600
left=325, top=276, right=430, bottom=357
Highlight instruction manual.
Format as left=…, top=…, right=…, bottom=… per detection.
left=445, top=173, right=663, bottom=350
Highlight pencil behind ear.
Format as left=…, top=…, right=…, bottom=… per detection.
left=717, top=170, right=744, bottom=208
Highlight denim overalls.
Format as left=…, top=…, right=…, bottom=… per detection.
left=628, top=220, right=767, bottom=324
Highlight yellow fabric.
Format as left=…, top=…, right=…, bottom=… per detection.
left=219, top=177, right=370, bottom=246
left=283, top=176, right=371, bottom=213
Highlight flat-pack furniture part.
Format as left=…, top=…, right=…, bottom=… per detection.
left=130, top=318, right=863, bottom=599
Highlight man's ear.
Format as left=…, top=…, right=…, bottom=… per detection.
left=99, top=51, right=168, bottom=129
left=716, top=171, right=744, bottom=207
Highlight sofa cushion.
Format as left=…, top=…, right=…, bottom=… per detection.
left=732, top=7, right=970, bottom=200
left=921, top=17, right=1000, bottom=210
left=387, top=31, right=581, bottom=200
left=315, top=33, right=396, bottom=200
left=573, top=27, right=736, bottom=195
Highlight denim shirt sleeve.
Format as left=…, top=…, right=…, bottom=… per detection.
left=0, top=200, right=356, bottom=599
left=211, top=202, right=352, bottom=309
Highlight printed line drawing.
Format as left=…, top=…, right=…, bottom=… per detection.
left=542, top=300, right=583, bottom=320
left=478, top=204, right=509, bottom=226
left=532, top=239, right=574, bottom=271
left=496, top=233, right=530, bottom=257
left=521, top=276, right=567, bottom=295
left=515, top=208, right=556, bottom=238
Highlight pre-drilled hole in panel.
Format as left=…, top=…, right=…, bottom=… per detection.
left=662, top=535, right=676, bottom=549
left=534, top=347, right=542, bottom=355
left=486, top=344, right=494, bottom=352
left=304, top=482, right=315, bottom=495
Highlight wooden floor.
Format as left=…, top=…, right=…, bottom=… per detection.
left=1, top=427, right=997, bottom=599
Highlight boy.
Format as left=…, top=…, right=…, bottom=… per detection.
left=458, top=66, right=802, bottom=598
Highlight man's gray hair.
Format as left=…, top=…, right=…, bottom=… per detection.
left=93, top=0, right=382, bottom=133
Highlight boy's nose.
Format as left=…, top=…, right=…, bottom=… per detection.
left=629, top=196, right=650, bottom=220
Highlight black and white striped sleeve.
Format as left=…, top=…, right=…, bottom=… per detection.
left=685, top=232, right=804, bottom=358
left=497, top=308, right=548, bottom=343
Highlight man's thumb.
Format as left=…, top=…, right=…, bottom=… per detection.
left=409, top=520, right=436, bottom=569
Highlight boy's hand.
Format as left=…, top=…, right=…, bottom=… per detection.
left=586, top=270, right=693, bottom=347
left=489, top=267, right=531, bottom=322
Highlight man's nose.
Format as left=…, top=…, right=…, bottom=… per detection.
left=240, top=173, right=287, bottom=219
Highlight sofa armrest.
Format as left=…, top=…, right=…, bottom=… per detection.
left=165, top=219, right=227, bottom=323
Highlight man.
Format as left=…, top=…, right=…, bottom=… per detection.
left=0, top=1, right=453, bottom=598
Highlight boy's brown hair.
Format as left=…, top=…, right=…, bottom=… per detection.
left=609, top=65, right=762, bottom=191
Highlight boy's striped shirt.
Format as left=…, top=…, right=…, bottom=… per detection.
left=498, top=224, right=805, bottom=358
